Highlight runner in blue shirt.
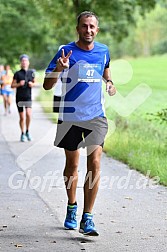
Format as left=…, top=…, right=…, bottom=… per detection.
left=43, top=11, right=116, bottom=236
left=46, top=41, right=110, bottom=121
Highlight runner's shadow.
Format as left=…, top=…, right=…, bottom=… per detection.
left=74, top=236, right=96, bottom=243
left=53, top=227, right=96, bottom=243
left=58, top=235, right=96, bottom=243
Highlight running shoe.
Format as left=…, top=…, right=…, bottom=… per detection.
left=20, top=133, right=26, bottom=142
left=64, top=205, right=77, bottom=229
left=79, top=213, right=99, bottom=236
left=26, top=131, right=32, bottom=141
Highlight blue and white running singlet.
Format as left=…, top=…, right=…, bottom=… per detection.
left=45, top=42, right=110, bottom=121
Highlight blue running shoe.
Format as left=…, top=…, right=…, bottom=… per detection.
left=79, top=213, right=99, bottom=236
left=20, top=133, right=26, bottom=142
left=26, top=131, right=32, bottom=141
left=64, top=205, right=77, bottom=229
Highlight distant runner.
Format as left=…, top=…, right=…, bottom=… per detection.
left=12, top=54, right=36, bottom=142
left=1, top=65, right=14, bottom=115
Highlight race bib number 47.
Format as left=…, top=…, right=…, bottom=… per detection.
left=78, top=63, right=102, bottom=82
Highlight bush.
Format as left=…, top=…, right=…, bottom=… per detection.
left=147, top=108, right=167, bottom=124
left=152, top=39, right=167, bottom=55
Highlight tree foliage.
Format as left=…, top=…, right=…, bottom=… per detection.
left=0, top=0, right=52, bottom=65
left=0, top=0, right=156, bottom=67
left=111, top=3, right=167, bottom=57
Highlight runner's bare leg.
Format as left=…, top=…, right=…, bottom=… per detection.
left=64, top=149, right=80, bottom=204
left=83, top=146, right=102, bottom=213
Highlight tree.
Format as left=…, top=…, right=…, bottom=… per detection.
left=34, top=0, right=157, bottom=41
left=0, top=0, right=156, bottom=67
left=0, top=0, right=52, bottom=65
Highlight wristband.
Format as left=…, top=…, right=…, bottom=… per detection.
left=106, top=79, right=114, bottom=85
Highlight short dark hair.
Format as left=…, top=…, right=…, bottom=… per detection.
left=77, top=11, right=99, bottom=26
left=19, top=54, right=29, bottom=61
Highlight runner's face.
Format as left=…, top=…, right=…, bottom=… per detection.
left=77, top=16, right=99, bottom=44
left=5, top=65, right=10, bottom=71
left=21, top=58, right=29, bottom=70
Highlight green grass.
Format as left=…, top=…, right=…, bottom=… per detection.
left=104, top=55, right=167, bottom=186
left=38, top=55, right=167, bottom=186
left=104, top=120, right=166, bottom=184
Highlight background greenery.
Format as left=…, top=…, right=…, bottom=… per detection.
left=1, top=0, right=167, bottom=185
left=1, top=0, right=165, bottom=67
left=104, top=55, right=167, bottom=186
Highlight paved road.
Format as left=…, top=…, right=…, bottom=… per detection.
left=0, top=88, right=167, bottom=252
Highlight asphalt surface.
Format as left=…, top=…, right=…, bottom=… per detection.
left=0, top=87, right=167, bottom=252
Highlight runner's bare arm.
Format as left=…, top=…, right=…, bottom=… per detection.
left=28, top=78, right=36, bottom=87
left=43, top=49, right=72, bottom=90
left=103, top=68, right=116, bottom=96
left=11, top=79, right=25, bottom=88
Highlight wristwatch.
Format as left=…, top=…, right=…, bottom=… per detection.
left=106, top=79, right=114, bottom=85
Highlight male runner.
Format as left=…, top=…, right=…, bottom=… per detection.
left=43, top=11, right=116, bottom=236
left=12, top=54, right=35, bottom=142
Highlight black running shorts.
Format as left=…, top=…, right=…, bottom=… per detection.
left=54, top=117, right=108, bottom=151
left=16, top=96, right=32, bottom=113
